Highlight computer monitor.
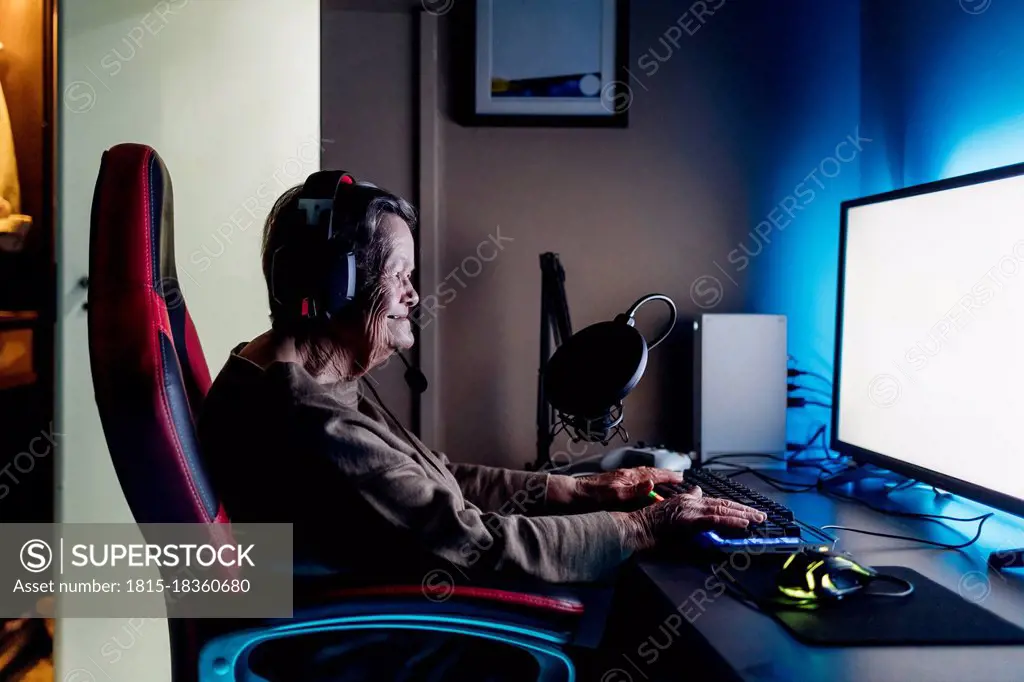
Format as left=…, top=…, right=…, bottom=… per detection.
left=833, top=161, right=1024, bottom=519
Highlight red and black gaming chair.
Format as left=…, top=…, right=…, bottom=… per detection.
left=86, top=144, right=585, bottom=681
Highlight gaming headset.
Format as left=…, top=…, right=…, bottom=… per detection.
left=269, top=170, right=381, bottom=322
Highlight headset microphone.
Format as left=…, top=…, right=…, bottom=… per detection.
left=396, top=351, right=428, bottom=394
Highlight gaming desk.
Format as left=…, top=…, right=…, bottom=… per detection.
left=611, top=467, right=1024, bottom=682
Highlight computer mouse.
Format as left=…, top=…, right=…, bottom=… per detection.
left=775, top=548, right=878, bottom=602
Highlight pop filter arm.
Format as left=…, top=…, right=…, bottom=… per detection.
left=535, top=253, right=572, bottom=470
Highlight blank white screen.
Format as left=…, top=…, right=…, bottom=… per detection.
left=837, top=172, right=1024, bottom=503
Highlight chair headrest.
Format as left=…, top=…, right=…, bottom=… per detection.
left=88, top=143, right=226, bottom=525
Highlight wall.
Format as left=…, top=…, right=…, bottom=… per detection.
left=733, top=0, right=863, bottom=445
left=56, top=0, right=319, bottom=679
left=741, top=0, right=1024, bottom=448
left=436, top=0, right=753, bottom=468
left=863, top=0, right=1024, bottom=184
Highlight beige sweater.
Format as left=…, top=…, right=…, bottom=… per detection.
left=198, top=348, right=628, bottom=584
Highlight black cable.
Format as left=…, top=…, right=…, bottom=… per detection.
left=787, top=367, right=833, bottom=387
left=813, top=422, right=835, bottom=460
left=710, top=563, right=763, bottom=612
left=894, top=479, right=919, bottom=490
left=360, top=376, right=437, bottom=465
left=792, top=424, right=825, bottom=450
left=887, top=478, right=919, bottom=492
left=864, top=575, right=915, bottom=599
left=790, top=422, right=841, bottom=462
left=719, top=464, right=843, bottom=493
left=787, top=397, right=832, bottom=409
left=820, top=516, right=992, bottom=550
left=721, top=466, right=817, bottom=492
left=789, top=424, right=827, bottom=458
left=787, top=383, right=833, bottom=401
left=706, top=455, right=841, bottom=477
left=704, top=452, right=839, bottom=469
left=703, top=452, right=785, bottom=464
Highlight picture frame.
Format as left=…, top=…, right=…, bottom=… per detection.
left=456, top=0, right=630, bottom=128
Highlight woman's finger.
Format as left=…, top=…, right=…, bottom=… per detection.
left=710, top=497, right=763, bottom=515
left=682, top=485, right=703, bottom=500
left=702, top=499, right=766, bottom=522
left=704, top=499, right=761, bottom=516
left=703, top=497, right=761, bottom=513
left=648, top=468, right=685, bottom=484
left=700, top=514, right=751, bottom=529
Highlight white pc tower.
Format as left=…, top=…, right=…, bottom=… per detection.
left=694, top=314, right=788, bottom=460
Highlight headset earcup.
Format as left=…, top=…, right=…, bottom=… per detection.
left=323, top=248, right=358, bottom=317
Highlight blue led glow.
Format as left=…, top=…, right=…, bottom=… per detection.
left=262, top=613, right=568, bottom=643
left=704, top=531, right=800, bottom=546
left=199, top=614, right=575, bottom=682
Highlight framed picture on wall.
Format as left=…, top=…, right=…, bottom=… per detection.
left=458, top=0, right=630, bottom=127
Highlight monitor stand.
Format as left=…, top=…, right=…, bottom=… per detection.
left=823, top=463, right=941, bottom=492
left=990, top=549, right=1024, bottom=571
left=819, top=465, right=875, bottom=488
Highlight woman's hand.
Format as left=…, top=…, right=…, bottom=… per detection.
left=614, top=486, right=767, bottom=552
left=545, top=468, right=684, bottom=510
left=575, top=467, right=685, bottom=506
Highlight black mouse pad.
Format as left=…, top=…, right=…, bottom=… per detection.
left=731, top=565, right=1024, bottom=646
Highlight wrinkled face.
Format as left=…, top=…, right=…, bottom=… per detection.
left=373, top=214, right=419, bottom=355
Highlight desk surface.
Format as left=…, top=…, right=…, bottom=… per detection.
left=631, top=465, right=1024, bottom=682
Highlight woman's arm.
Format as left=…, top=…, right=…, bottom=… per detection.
left=438, top=456, right=687, bottom=515
left=435, top=454, right=553, bottom=515
left=348, top=449, right=761, bottom=583
left=318, top=410, right=762, bottom=583
left=340, top=443, right=631, bottom=583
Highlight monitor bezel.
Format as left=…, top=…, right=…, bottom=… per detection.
left=832, top=159, right=1024, bottom=520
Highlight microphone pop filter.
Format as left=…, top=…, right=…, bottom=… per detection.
left=543, top=319, right=648, bottom=422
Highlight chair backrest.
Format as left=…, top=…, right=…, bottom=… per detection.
left=88, top=143, right=228, bottom=525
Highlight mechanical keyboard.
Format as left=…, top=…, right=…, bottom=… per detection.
left=654, top=467, right=836, bottom=553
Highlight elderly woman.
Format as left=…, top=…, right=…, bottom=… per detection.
left=197, top=175, right=765, bottom=586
